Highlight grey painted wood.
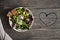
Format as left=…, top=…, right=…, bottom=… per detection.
left=0, top=0, right=60, bottom=8
left=1, top=8, right=60, bottom=40
left=0, top=0, right=60, bottom=40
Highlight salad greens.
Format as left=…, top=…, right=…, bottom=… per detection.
left=11, top=7, right=33, bottom=30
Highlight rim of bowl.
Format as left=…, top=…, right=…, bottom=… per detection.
left=9, top=7, right=34, bottom=32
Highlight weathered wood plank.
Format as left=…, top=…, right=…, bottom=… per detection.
left=1, top=0, right=60, bottom=40
left=0, top=0, right=60, bottom=8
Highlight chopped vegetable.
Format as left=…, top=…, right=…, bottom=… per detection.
left=21, top=7, right=25, bottom=12
left=16, top=7, right=21, bottom=13
left=7, top=7, right=33, bottom=30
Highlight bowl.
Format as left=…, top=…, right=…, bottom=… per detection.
left=7, top=7, right=34, bottom=32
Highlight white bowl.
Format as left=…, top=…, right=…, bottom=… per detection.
left=9, top=7, right=34, bottom=32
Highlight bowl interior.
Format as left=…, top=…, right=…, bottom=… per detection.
left=9, top=7, right=34, bottom=32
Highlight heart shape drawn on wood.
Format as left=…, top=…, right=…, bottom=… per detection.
left=39, top=12, right=57, bottom=26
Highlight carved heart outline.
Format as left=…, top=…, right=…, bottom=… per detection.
left=39, top=12, right=57, bottom=26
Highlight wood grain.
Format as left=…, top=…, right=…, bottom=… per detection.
left=0, top=0, right=60, bottom=40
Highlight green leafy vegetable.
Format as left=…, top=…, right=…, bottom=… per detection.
left=21, top=7, right=25, bottom=12
left=16, top=7, right=21, bottom=14
left=16, top=24, right=21, bottom=29
left=11, top=7, right=33, bottom=30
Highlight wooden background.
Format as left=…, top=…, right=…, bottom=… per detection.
left=0, top=0, right=60, bottom=40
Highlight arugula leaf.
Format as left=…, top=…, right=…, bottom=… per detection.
left=16, top=24, right=21, bottom=29
left=16, top=7, right=21, bottom=14
left=11, top=15, right=18, bottom=23
left=21, top=8, right=25, bottom=12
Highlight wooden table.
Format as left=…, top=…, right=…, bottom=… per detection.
left=0, top=0, right=60, bottom=40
